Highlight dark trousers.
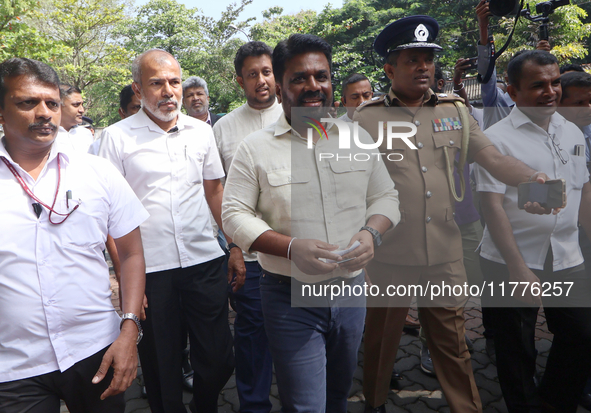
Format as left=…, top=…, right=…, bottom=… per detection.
left=0, top=345, right=124, bottom=413
left=229, top=261, right=272, bottom=413
left=138, top=256, right=234, bottom=413
left=480, top=256, right=591, bottom=412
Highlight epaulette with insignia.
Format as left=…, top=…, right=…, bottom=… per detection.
left=436, top=93, right=465, bottom=104
left=357, top=94, right=389, bottom=111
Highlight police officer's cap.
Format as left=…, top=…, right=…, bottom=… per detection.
left=374, top=15, right=442, bottom=58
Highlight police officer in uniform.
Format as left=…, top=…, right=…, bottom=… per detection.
left=355, top=15, right=551, bottom=413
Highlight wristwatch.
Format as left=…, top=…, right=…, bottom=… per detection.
left=360, top=226, right=382, bottom=248
left=120, top=313, right=143, bottom=345
left=227, top=242, right=241, bottom=251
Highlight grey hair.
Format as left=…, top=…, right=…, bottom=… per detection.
left=131, top=49, right=181, bottom=84
left=182, top=76, right=209, bottom=96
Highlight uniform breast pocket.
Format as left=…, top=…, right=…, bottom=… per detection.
left=385, top=138, right=409, bottom=171
left=329, top=160, right=369, bottom=209
left=432, top=132, right=462, bottom=169
left=266, top=169, right=310, bottom=209
left=186, top=153, right=205, bottom=185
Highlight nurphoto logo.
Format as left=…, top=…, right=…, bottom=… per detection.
left=306, top=118, right=418, bottom=162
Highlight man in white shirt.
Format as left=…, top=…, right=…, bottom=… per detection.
left=338, top=72, right=373, bottom=123
left=0, top=58, right=147, bottom=413
left=58, top=84, right=94, bottom=153
left=475, top=50, right=591, bottom=412
left=222, top=34, right=400, bottom=411
left=212, top=41, right=282, bottom=413
left=99, top=49, right=244, bottom=413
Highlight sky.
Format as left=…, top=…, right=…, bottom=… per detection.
left=153, top=0, right=343, bottom=23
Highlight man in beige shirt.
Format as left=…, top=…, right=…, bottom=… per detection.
left=222, top=34, right=399, bottom=411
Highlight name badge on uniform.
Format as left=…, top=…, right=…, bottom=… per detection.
left=432, top=117, right=462, bottom=132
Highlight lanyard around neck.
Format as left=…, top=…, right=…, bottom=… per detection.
left=1, top=153, right=79, bottom=224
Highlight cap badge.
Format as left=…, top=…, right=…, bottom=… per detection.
left=415, top=24, right=429, bottom=42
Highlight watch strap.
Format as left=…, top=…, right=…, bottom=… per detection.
left=120, top=313, right=143, bottom=345
left=360, top=226, right=382, bottom=247
left=227, top=242, right=240, bottom=251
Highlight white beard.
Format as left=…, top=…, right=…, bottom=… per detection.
left=141, top=96, right=182, bottom=122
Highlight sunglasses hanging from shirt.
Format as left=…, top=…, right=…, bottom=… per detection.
left=1, top=154, right=80, bottom=224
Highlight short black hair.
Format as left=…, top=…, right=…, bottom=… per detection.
left=560, top=63, right=585, bottom=74
left=234, top=41, right=273, bottom=77
left=0, top=58, right=60, bottom=108
left=560, top=71, right=591, bottom=100
left=272, top=34, right=332, bottom=84
left=386, top=50, right=400, bottom=66
left=434, top=62, right=444, bottom=82
left=507, top=50, right=558, bottom=88
left=119, top=84, right=135, bottom=111
left=341, top=73, right=370, bottom=96
left=59, top=84, right=82, bottom=101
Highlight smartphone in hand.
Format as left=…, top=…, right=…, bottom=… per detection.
left=517, top=179, right=566, bottom=209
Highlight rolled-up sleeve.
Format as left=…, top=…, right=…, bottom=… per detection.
left=222, top=141, right=273, bottom=252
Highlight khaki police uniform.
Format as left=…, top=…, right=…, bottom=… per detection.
left=354, top=88, right=491, bottom=412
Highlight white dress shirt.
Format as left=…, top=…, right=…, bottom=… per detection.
left=99, top=109, right=225, bottom=273
left=0, top=138, right=148, bottom=382
left=213, top=100, right=283, bottom=172
left=213, top=100, right=283, bottom=261
left=56, top=125, right=94, bottom=154
left=475, top=107, right=589, bottom=271
left=222, top=113, right=400, bottom=283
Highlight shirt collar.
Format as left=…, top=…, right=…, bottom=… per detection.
left=0, top=132, right=71, bottom=168
left=273, top=111, right=336, bottom=139
left=206, top=111, right=212, bottom=125
left=388, top=87, right=437, bottom=107
left=244, top=99, right=280, bottom=115
left=509, top=106, right=566, bottom=132
left=129, top=108, right=190, bottom=133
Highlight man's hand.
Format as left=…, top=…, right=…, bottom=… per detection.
left=290, top=239, right=340, bottom=275
left=454, top=58, right=472, bottom=85
left=476, top=0, right=491, bottom=31
left=140, top=295, right=148, bottom=321
left=508, top=266, right=543, bottom=306
left=536, top=40, right=551, bottom=51
left=92, top=324, right=138, bottom=400
left=339, top=230, right=374, bottom=272
left=523, top=172, right=562, bottom=215
left=228, top=248, right=246, bottom=292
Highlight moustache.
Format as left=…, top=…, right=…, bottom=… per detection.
left=29, top=121, right=57, bottom=132
left=158, top=99, right=178, bottom=108
left=297, top=91, right=327, bottom=106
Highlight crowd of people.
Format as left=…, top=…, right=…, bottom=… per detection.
left=1, top=1, right=591, bottom=413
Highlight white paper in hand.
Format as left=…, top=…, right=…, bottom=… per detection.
left=324, top=240, right=361, bottom=263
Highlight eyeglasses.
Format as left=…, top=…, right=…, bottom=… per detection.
left=550, top=134, right=568, bottom=165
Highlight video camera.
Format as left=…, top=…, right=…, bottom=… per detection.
left=521, top=0, right=570, bottom=41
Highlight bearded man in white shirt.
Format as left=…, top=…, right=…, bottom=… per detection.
left=212, top=41, right=282, bottom=413
left=475, top=50, right=591, bottom=413
left=99, top=49, right=245, bottom=413
left=0, top=58, right=147, bottom=413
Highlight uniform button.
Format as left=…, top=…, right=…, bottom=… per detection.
left=39, top=261, right=46, bottom=266
left=426, top=191, right=432, bottom=198
left=350, top=166, right=355, bottom=170
left=417, top=142, right=424, bottom=149
left=426, top=216, right=432, bottom=223
left=449, top=140, right=455, bottom=145
left=414, top=120, right=421, bottom=126
left=287, top=176, right=292, bottom=183
left=421, top=166, right=428, bottom=172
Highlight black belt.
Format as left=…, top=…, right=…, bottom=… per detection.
left=262, top=269, right=359, bottom=285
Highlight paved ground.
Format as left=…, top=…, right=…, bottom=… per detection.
left=60, top=269, right=589, bottom=413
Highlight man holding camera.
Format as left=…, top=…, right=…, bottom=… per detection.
left=475, top=50, right=591, bottom=413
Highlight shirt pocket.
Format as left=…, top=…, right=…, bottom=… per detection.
left=570, top=153, right=588, bottom=190
left=432, top=132, right=462, bottom=169
left=329, top=160, right=369, bottom=209
left=186, top=153, right=205, bottom=185
left=59, top=195, right=106, bottom=252
left=266, top=168, right=311, bottom=209
left=384, top=136, right=409, bottom=171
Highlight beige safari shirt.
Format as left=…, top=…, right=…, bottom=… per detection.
left=222, top=113, right=400, bottom=283
left=354, top=88, right=492, bottom=267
